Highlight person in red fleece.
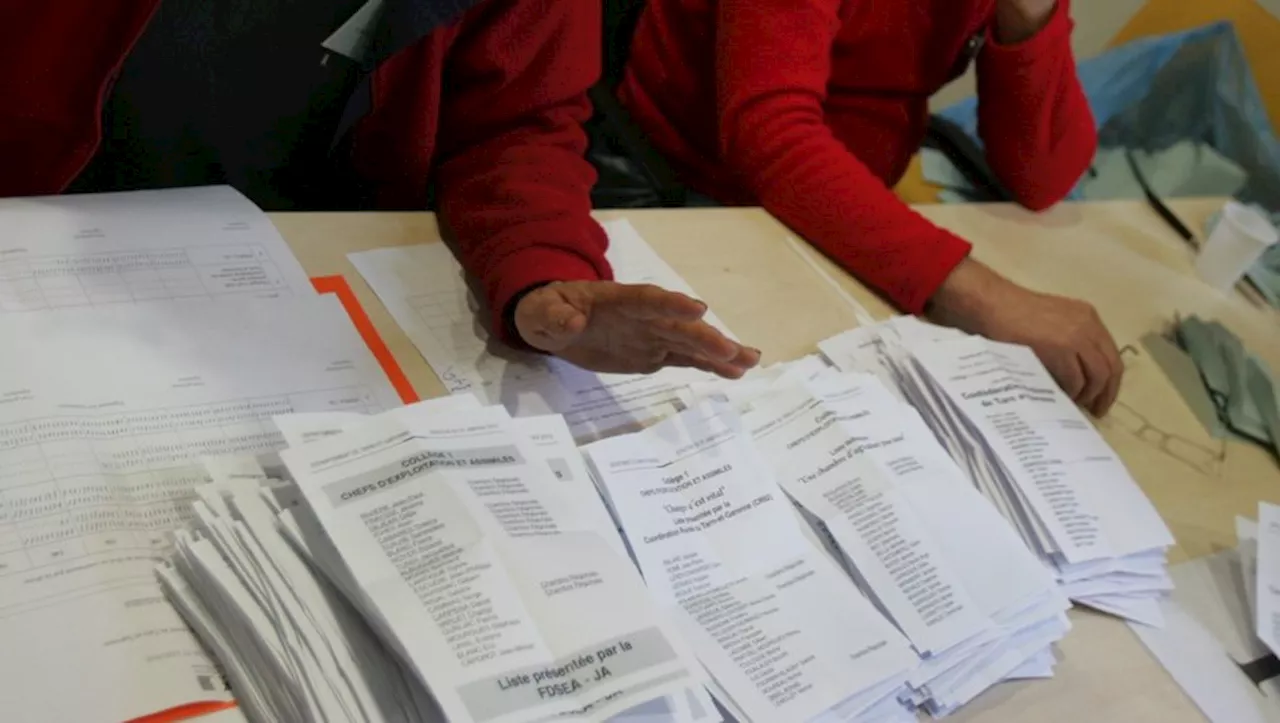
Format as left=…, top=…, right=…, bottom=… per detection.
left=620, top=0, right=1124, bottom=415
left=0, top=0, right=758, bottom=379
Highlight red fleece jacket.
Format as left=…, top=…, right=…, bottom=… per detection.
left=620, top=0, right=1097, bottom=314
left=0, top=0, right=609, bottom=341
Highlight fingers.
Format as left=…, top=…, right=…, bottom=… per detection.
left=664, top=352, right=753, bottom=380
left=650, top=318, right=742, bottom=362
left=608, top=284, right=708, bottom=322
left=1074, top=345, right=1112, bottom=413
left=1077, top=309, right=1123, bottom=417
left=1087, top=335, right=1123, bottom=416
left=513, top=292, right=587, bottom=353
left=1093, top=363, right=1123, bottom=417
left=1045, top=350, right=1087, bottom=401
left=645, top=330, right=761, bottom=380
left=725, top=344, right=763, bottom=371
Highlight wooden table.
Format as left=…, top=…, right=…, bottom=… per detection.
left=273, top=198, right=1280, bottom=723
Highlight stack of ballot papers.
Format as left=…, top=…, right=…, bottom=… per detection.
left=661, top=372, right=1071, bottom=717
left=163, top=380, right=1078, bottom=722
left=348, top=219, right=738, bottom=442
left=162, top=396, right=723, bottom=723
left=818, top=318, right=1176, bottom=626
left=0, top=186, right=422, bottom=722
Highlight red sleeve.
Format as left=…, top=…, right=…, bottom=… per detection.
left=434, top=0, right=611, bottom=343
left=976, top=0, right=1097, bottom=211
left=714, top=0, right=972, bottom=315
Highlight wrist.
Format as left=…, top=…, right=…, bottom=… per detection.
left=993, top=0, right=1058, bottom=44
left=926, top=258, right=1009, bottom=335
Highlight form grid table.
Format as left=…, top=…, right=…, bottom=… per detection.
left=0, top=386, right=383, bottom=615
left=0, top=244, right=293, bottom=312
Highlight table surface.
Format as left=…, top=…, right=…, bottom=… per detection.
left=271, top=197, right=1280, bottom=723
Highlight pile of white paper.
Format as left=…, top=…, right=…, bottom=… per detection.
left=584, top=403, right=920, bottom=723
left=164, top=371, right=1079, bottom=722
left=348, top=219, right=736, bottom=442
left=668, top=367, right=1071, bottom=716
left=819, top=318, right=1175, bottom=626
left=0, top=186, right=412, bottom=723
left=163, top=397, right=723, bottom=723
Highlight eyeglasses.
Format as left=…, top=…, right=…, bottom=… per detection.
left=1101, top=343, right=1228, bottom=477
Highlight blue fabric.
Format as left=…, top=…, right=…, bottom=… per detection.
left=936, top=23, right=1280, bottom=209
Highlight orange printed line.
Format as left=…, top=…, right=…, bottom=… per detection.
left=312, top=275, right=420, bottom=404
left=126, top=700, right=237, bottom=723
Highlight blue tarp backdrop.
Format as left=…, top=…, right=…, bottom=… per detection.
left=932, top=22, right=1280, bottom=304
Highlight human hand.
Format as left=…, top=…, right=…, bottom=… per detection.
left=928, top=259, right=1123, bottom=416
left=513, top=281, right=761, bottom=378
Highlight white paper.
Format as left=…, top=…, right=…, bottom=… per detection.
left=1258, top=503, right=1280, bottom=657
left=585, top=404, right=917, bottom=723
left=282, top=407, right=707, bottom=723
left=1131, top=600, right=1278, bottom=723
left=273, top=401, right=628, bottom=563
left=348, top=219, right=731, bottom=441
left=0, top=186, right=314, bottom=311
left=739, top=373, right=1070, bottom=713
left=818, top=320, right=1174, bottom=627
left=909, top=337, right=1173, bottom=565
left=1242, top=516, right=1262, bottom=626
left=0, top=295, right=401, bottom=722
left=742, top=381, right=994, bottom=657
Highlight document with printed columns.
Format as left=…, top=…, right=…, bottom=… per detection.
left=0, top=185, right=314, bottom=312
left=281, top=405, right=709, bottom=723
left=584, top=403, right=919, bottom=723
left=908, top=337, right=1173, bottom=566
left=740, top=373, right=1069, bottom=713
left=0, top=295, right=402, bottom=723
left=273, top=400, right=629, bottom=563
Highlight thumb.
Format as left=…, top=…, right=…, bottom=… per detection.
left=517, top=295, right=588, bottom=352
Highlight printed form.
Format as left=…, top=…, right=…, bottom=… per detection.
left=0, top=295, right=401, bottom=722
left=0, top=186, right=314, bottom=311
left=741, top=374, right=1068, bottom=713
left=270, top=403, right=716, bottom=722
left=585, top=404, right=918, bottom=723
left=164, top=468, right=447, bottom=723
left=349, top=219, right=731, bottom=441
left=273, top=401, right=629, bottom=563
left=909, top=338, right=1173, bottom=566
left=844, top=327, right=1178, bottom=624
left=280, top=406, right=709, bottom=723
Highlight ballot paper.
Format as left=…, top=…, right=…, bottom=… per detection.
left=818, top=319, right=1175, bottom=626
left=738, top=373, right=1070, bottom=712
left=348, top=219, right=730, bottom=441
left=280, top=405, right=710, bottom=723
left=677, top=355, right=835, bottom=413
left=0, top=186, right=315, bottom=311
left=585, top=404, right=919, bottom=723
left=186, top=452, right=719, bottom=723
left=272, top=399, right=630, bottom=563
left=162, top=474, right=444, bottom=723
left=0, top=295, right=401, bottom=723
left=1257, top=503, right=1280, bottom=657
